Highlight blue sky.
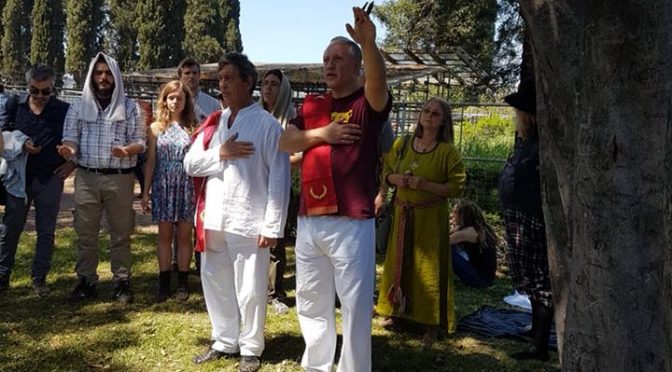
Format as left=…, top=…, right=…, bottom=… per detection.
left=239, top=0, right=387, bottom=63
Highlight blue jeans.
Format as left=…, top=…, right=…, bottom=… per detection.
left=0, top=175, right=64, bottom=279
left=451, top=246, right=490, bottom=288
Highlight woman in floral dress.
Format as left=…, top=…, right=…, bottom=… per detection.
left=142, top=80, right=197, bottom=302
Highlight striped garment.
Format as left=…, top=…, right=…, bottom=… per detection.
left=63, top=98, right=145, bottom=169
left=502, top=208, right=553, bottom=308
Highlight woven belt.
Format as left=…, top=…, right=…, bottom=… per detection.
left=77, top=165, right=134, bottom=175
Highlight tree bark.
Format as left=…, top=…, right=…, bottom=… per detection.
left=518, top=1, right=672, bottom=370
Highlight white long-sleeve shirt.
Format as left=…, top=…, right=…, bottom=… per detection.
left=184, top=103, right=290, bottom=239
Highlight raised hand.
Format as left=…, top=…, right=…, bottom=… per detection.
left=112, top=145, right=130, bottom=158
left=346, top=5, right=376, bottom=45
left=56, top=144, right=75, bottom=158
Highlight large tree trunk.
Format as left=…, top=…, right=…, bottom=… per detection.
left=519, top=1, right=672, bottom=370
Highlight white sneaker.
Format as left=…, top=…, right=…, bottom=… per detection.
left=270, top=298, right=289, bottom=315
left=503, top=290, right=532, bottom=311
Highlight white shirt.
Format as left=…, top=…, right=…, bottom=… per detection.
left=184, top=103, right=290, bottom=238
left=195, top=91, right=222, bottom=123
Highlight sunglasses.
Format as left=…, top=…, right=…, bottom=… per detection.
left=28, top=86, right=52, bottom=96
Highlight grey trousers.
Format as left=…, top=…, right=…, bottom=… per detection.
left=73, top=170, right=135, bottom=283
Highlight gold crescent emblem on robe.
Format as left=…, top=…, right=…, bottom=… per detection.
left=309, top=185, right=328, bottom=200
left=199, top=210, right=205, bottom=221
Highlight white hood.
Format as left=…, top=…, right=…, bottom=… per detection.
left=78, top=52, right=127, bottom=122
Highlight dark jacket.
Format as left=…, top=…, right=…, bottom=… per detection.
left=498, top=131, right=543, bottom=217
left=0, top=94, right=70, bottom=180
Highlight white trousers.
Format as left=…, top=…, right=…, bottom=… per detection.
left=201, top=230, right=270, bottom=357
left=295, top=216, right=375, bottom=372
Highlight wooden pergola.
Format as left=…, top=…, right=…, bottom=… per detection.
left=122, top=47, right=491, bottom=101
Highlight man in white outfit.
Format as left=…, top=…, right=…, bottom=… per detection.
left=185, top=52, right=290, bottom=372
left=279, top=6, right=391, bottom=372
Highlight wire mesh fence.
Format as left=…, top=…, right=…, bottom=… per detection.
left=4, top=86, right=514, bottom=216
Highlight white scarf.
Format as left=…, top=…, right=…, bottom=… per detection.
left=258, top=74, right=296, bottom=129
left=78, top=52, right=127, bottom=122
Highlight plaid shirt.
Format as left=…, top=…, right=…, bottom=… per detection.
left=63, top=97, right=145, bottom=169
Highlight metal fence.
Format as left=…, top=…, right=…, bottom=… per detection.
left=391, top=102, right=513, bottom=215
left=6, top=87, right=513, bottom=215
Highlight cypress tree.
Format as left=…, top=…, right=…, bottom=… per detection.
left=0, top=0, right=6, bottom=69
left=1, top=0, right=25, bottom=83
left=30, top=0, right=65, bottom=78
left=108, top=0, right=139, bottom=70
left=65, top=0, right=104, bottom=86
left=165, top=0, right=186, bottom=67
left=223, top=0, right=242, bottom=52
left=135, top=0, right=169, bottom=69
left=183, top=0, right=222, bottom=64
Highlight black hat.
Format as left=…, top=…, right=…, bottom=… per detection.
left=504, top=80, right=536, bottom=114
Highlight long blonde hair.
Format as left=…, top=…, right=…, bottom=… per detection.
left=259, top=69, right=295, bottom=128
left=154, top=80, right=198, bottom=133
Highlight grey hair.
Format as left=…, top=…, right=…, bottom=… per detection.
left=26, top=64, right=55, bottom=84
left=329, top=36, right=362, bottom=65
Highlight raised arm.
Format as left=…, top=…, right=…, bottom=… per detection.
left=346, top=6, right=389, bottom=112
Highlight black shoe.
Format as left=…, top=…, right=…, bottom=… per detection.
left=112, top=281, right=134, bottom=304
left=156, top=271, right=171, bottom=303
left=175, top=286, right=189, bottom=302
left=511, top=349, right=549, bottom=361
left=238, top=355, right=261, bottom=372
left=32, top=276, right=51, bottom=297
left=192, top=348, right=236, bottom=364
left=175, top=271, right=189, bottom=301
left=71, top=278, right=97, bottom=300
left=0, top=274, right=9, bottom=291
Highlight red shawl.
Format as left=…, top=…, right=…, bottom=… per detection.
left=301, top=93, right=338, bottom=215
left=191, top=111, right=222, bottom=252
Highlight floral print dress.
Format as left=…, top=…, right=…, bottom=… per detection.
left=151, top=122, right=195, bottom=223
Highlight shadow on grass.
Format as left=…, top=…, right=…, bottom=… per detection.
left=11, top=228, right=160, bottom=282
left=1, top=313, right=139, bottom=371
left=3, top=343, right=136, bottom=372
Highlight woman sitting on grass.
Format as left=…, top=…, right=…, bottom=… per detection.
left=450, top=199, right=498, bottom=288
left=141, top=80, right=197, bottom=302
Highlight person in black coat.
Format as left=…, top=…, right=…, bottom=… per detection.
left=499, top=80, right=553, bottom=361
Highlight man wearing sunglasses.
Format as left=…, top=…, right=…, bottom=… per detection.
left=0, top=64, right=74, bottom=296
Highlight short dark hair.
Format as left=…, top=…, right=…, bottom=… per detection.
left=177, top=58, right=200, bottom=77
left=329, top=36, right=362, bottom=65
left=26, top=64, right=55, bottom=84
left=218, top=52, right=258, bottom=95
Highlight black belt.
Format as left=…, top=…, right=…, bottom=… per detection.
left=77, top=165, right=134, bottom=175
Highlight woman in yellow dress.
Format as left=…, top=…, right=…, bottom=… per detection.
left=376, top=97, right=466, bottom=347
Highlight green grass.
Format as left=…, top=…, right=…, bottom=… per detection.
left=0, top=228, right=559, bottom=371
